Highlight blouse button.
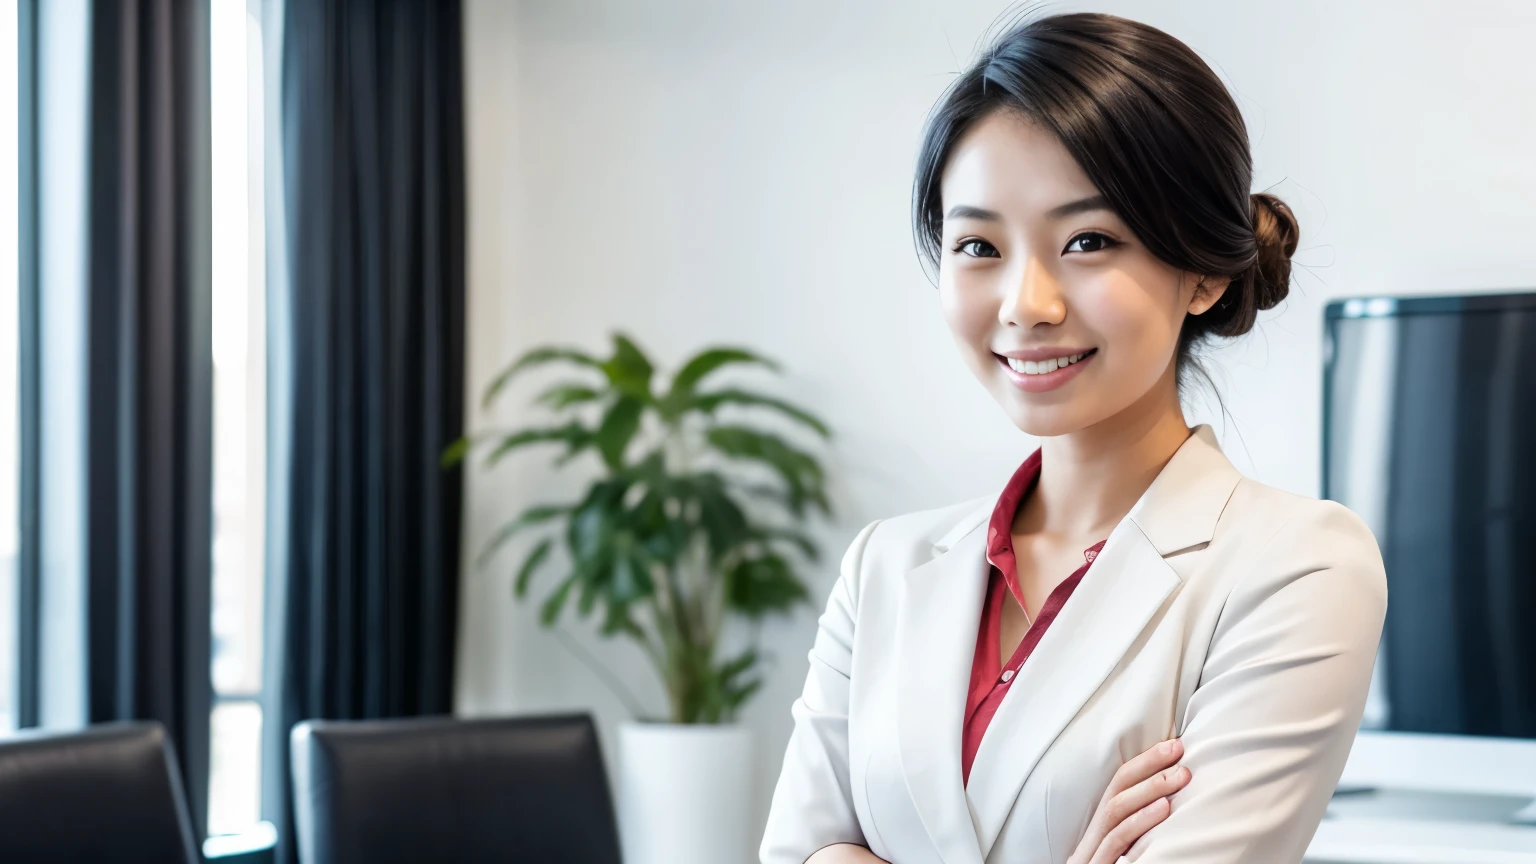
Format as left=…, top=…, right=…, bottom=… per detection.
left=1000, top=669, right=1015, bottom=683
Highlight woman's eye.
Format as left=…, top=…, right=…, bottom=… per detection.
left=1063, top=232, right=1117, bottom=254
left=955, top=239, right=1000, bottom=258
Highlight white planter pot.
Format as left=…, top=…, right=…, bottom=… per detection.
left=617, top=720, right=756, bottom=864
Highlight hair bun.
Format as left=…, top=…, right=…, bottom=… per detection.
left=1246, top=192, right=1299, bottom=311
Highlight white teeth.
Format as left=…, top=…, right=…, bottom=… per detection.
left=1005, top=352, right=1087, bottom=375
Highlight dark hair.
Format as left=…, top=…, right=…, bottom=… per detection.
left=912, top=12, right=1299, bottom=387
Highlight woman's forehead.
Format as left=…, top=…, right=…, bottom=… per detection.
left=940, top=111, right=1098, bottom=218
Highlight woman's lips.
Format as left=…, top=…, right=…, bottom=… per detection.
left=994, top=348, right=1097, bottom=393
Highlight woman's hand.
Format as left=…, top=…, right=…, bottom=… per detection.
left=1066, top=738, right=1191, bottom=864
left=804, top=842, right=889, bottom=864
left=801, top=739, right=1187, bottom=864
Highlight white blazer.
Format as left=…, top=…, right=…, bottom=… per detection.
left=761, top=424, right=1387, bottom=864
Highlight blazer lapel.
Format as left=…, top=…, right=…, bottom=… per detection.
left=964, top=424, right=1242, bottom=860
left=965, top=520, right=1178, bottom=859
left=895, top=505, right=992, bottom=864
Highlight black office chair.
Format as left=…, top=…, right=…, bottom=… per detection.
left=0, top=721, right=202, bottom=864
left=290, top=713, right=623, bottom=864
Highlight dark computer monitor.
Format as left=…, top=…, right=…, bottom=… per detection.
left=1322, top=291, right=1536, bottom=741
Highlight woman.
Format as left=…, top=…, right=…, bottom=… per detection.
left=761, top=12, right=1387, bottom=864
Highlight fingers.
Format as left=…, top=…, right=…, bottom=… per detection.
left=1068, top=739, right=1187, bottom=864
left=1115, top=762, right=1190, bottom=825
left=1088, top=796, right=1172, bottom=864
left=1092, top=761, right=1191, bottom=863
left=1103, top=738, right=1183, bottom=800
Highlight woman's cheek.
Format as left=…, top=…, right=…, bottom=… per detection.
left=939, top=278, right=997, bottom=372
left=1075, top=281, right=1176, bottom=392
left=1074, top=274, right=1150, bottom=341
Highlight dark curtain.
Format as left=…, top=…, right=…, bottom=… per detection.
left=82, top=0, right=214, bottom=839
left=261, top=1, right=467, bottom=861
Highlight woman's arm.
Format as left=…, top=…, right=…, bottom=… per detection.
left=1120, top=502, right=1388, bottom=862
left=760, top=520, right=882, bottom=864
left=804, top=738, right=1194, bottom=864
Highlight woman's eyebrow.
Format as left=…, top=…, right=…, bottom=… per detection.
left=944, top=204, right=1002, bottom=221
left=944, top=195, right=1113, bottom=223
left=1045, top=194, right=1112, bottom=220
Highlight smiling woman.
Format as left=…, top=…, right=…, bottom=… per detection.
left=933, top=111, right=1228, bottom=432
left=762, top=11, right=1382, bottom=864
left=913, top=33, right=1299, bottom=439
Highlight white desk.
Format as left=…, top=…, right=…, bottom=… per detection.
left=1304, top=790, right=1536, bottom=864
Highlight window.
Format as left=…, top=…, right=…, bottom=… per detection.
left=207, top=0, right=267, bottom=838
left=0, top=0, right=20, bottom=734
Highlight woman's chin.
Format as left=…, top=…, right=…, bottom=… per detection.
left=1001, top=402, right=1091, bottom=439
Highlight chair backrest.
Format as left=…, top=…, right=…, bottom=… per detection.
left=0, top=721, right=201, bottom=864
left=290, top=712, right=623, bottom=864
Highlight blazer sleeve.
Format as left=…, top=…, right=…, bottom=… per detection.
left=1128, top=500, right=1388, bottom=864
left=760, top=518, right=882, bottom=864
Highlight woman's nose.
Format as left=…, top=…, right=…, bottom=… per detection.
left=999, top=255, right=1066, bottom=329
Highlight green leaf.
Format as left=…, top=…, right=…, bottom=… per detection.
left=540, top=574, right=578, bottom=625
left=601, top=333, right=655, bottom=400
left=725, top=553, right=810, bottom=617
left=660, top=347, right=781, bottom=418
left=513, top=537, right=554, bottom=598
left=694, top=647, right=768, bottom=721
left=598, top=602, right=645, bottom=638
left=609, top=540, right=655, bottom=603
left=688, top=388, right=831, bottom=438
left=717, top=647, right=759, bottom=684
left=693, top=481, right=751, bottom=564
left=671, top=347, right=781, bottom=395
left=440, top=436, right=471, bottom=468
left=567, top=481, right=626, bottom=558
left=706, top=425, right=829, bottom=517
left=637, top=519, right=687, bottom=567
left=476, top=504, right=570, bottom=568
left=752, top=525, right=821, bottom=562
left=619, top=465, right=687, bottom=568
left=535, top=382, right=605, bottom=410
left=554, top=443, right=592, bottom=468
left=482, top=347, right=603, bottom=409
left=722, top=678, right=763, bottom=717
left=595, top=396, right=645, bottom=471
left=571, top=536, right=617, bottom=612
left=577, top=565, right=602, bottom=616
left=569, top=502, right=614, bottom=556
left=626, top=447, right=668, bottom=481
left=485, top=422, right=591, bottom=467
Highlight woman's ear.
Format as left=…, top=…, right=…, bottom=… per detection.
left=1187, top=274, right=1232, bottom=316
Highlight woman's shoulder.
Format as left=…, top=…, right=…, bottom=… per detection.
left=838, top=493, right=992, bottom=582
left=1221, top=477, right=1380, bottom=551
left=880, top=493, right=993, bottom=544
left=1213, top=476, right=1387, bottom=599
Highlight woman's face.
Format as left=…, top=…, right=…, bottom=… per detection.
left=937, top=109, right=1227, bottom=438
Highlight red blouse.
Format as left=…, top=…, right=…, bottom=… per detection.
left=960, top=448, right=1107, bottom=785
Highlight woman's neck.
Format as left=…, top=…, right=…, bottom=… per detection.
left=1018, top=365, right=1192, bottom=542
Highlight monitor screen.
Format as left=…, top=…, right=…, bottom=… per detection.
left=1323, top=293, right=1536, bottom=740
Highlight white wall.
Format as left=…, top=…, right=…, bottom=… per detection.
left=456, top=0, right=1536, bottom=839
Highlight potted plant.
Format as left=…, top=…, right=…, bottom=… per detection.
left=444, top=332, right=832, bottom=864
